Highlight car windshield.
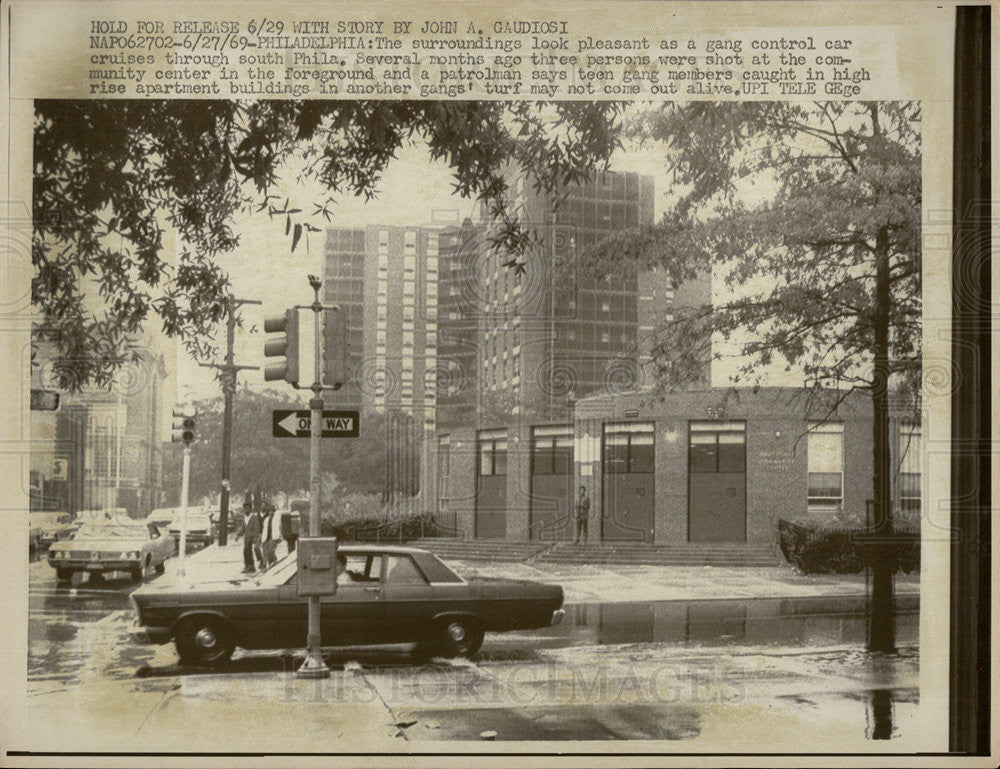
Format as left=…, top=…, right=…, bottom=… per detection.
left=75, top=524, right=147, bottom=540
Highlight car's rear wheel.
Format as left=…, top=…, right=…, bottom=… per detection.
left=434, top=617, right=484, bottom=659
left=55, top=568, right=72, bottom=582
left=176, top=616, right=235, bottom=667
left=154, top=559, right=165, bottom=574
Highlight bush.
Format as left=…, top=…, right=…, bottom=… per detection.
left=779, top=519, right=920, bottom=575
left=319, top=511, right=436, bottom=542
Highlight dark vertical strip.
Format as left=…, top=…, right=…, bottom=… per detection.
left=951, top=3, right=991, bottom=754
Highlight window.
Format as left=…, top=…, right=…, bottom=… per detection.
left=899, top=422, right=921, bottom=516
left=689, top=421, right=747, bottom=474
left=385, top=555, right=428, bottom=584
left=604, top=422, right=655, bottom=474
left=532, top=426, right=573, bottom=475
left=807, top=422, right=843, bottom=513
left=477, top=429, right=508, bottom=476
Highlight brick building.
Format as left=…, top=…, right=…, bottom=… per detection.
left=428, top=387, right=922, bottom=543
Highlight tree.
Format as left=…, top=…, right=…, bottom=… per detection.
left=161, top=388, right=428, bottom=505
left=33, top=100, right=622, bottom=391
left=584, top=102, right=921, bottom=653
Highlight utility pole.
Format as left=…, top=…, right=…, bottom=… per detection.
left=200, top=297, right=260, bottom=545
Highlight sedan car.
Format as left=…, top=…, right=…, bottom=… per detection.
left=148, top=507, right=179, bottom=529
left=30, top=512, right=77, bottom=548
left=131, top=545, right=564, bottom=666
left=48, top=520, right=174, bottom=582
left=168, top=510, right=216, bottom=550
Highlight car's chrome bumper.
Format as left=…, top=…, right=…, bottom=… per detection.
left=550, top=609, right=566, bottom=626
left=131, top=621, right=172, bottom=645
left=48, top=558, right=141, bottom=571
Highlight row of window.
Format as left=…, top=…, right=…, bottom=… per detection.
left=438, top=420, right=922, bottom=514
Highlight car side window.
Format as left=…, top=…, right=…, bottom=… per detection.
left=342, top=554, right=380, bottom=583
left=147, top=524, right=160, bottom=538
left=384, top=555, right=429, bottom=585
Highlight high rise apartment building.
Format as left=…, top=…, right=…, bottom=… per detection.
left=322, top=225, right=439, bottom=436
left=323, top=171, right=710, bottom=433
left=475, top=170, right=708, bottom=420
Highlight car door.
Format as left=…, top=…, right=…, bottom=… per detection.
left=276, top=553, right=387, bottom=648
left=379, top=554, right=440, bottom=644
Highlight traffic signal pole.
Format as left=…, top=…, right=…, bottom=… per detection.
left=297, top=276, right=331, bottom=680
left=264, top=276, right=346, bottom=680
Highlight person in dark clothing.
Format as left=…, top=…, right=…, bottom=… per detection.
left=574, top=485, right=590, bottom=544
left=240, top=502, right=262, bottom=572
left=261, top=504, right=279, bottom=567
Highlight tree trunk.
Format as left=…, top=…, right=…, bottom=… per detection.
left=869, top=223, right=896, bottom=653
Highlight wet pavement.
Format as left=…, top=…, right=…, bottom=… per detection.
left=18, top=551, right=930, bottom=751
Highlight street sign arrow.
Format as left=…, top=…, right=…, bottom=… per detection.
left=273, top=409, right=360, bottom=438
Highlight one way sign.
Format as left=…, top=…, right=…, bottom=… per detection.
left=272, top=409, right=360, bottom=438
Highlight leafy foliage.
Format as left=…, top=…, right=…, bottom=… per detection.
left=161, top=387, right=425, bottom=504
left=34, top=100, right=623, bottom=389
left=584, top=102, right=921, bottom=403
left=778, top=518, right=920, bottom=575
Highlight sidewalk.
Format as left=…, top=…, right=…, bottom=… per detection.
left=161, top=541, right=920, bottom=605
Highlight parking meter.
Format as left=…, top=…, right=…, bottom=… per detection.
left=296, top=537, right=338, bottom=596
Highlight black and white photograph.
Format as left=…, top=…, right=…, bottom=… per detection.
left=1, top=1, right=991, bottom=765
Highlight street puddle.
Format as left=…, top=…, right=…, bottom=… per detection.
left=531, top=595, right=919, bottom=649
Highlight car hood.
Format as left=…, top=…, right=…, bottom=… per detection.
left=51, top=538, right=148, bottom=551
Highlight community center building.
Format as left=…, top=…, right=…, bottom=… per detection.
left=427, top=386, right=922, bottom=545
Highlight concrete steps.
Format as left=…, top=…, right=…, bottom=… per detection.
left=408, top=537, right=782, bottom=566
left=540, top=541, right=781, bottom=567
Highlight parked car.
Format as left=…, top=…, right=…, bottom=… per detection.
left=168, top=509, right=216, bottom=550
left=30, top=512, right=77, bottom=548
left=131, top=544, right=565, bottom=667
left=148, top=507, right=179, bottom=529
left=48, top=520, right=174, bottom=582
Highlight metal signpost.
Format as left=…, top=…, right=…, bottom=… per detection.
left=263, top=275, right=348, bottom=680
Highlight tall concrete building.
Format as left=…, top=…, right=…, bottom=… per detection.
left=475, top=170, right=709, bottom=422
left=322, top=225, right=439, bottom=434
left=322, top=226, right=442, bottom=502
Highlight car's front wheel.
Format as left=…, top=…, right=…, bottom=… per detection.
left=175, top=616, right=235, bottom=667
left=434, top=617, right=484, bottom=659
left=55, top=568, right=72, bottom=582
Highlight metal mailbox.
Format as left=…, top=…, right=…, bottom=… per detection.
left=296, top=537, right=338, bottom=596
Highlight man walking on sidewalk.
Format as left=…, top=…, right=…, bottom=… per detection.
left=574, top=485, right=590, bottom=544
left=239, top=502, right=262, bottom=573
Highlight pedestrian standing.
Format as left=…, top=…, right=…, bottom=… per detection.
left=574, top=485, right=590, bottom=544
left=261, top=504, right=281, bottom=567
left=240, top=502, right=262, bottom=573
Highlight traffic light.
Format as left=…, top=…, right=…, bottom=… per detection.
left=172, top=409, right=196, bottom=445
left=322, top=308, right=348, bottom=391
left=264, top=308, right=300, bottom=385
